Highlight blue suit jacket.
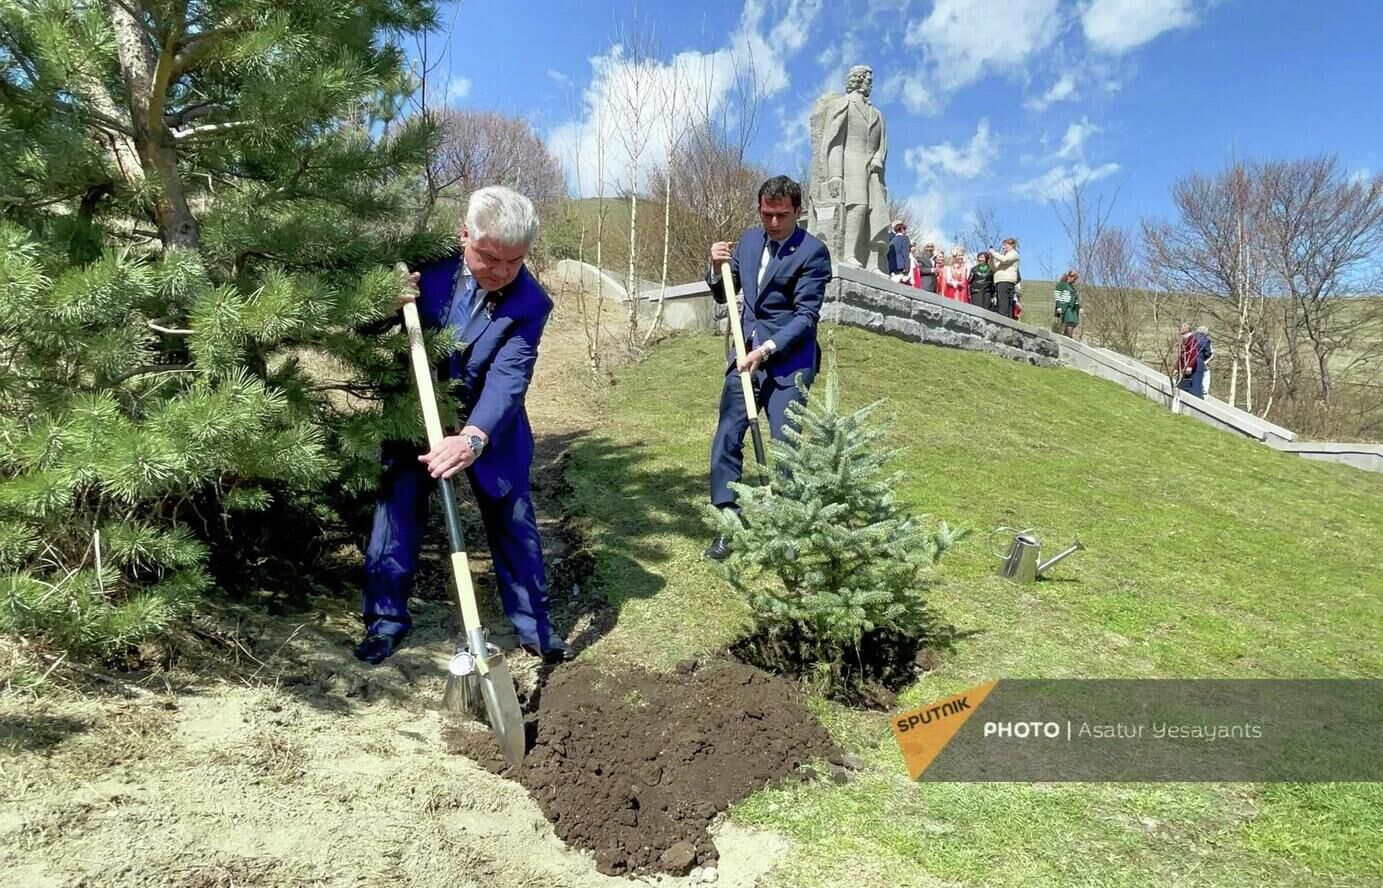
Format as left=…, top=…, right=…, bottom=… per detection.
left=887, top=233, right=911, bottom=274
left=411, top=252, right=551, bottom=498
left=706, top=225, right=831, bottom=385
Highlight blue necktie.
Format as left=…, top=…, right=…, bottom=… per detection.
left=449, top=274, right=488, bottom=335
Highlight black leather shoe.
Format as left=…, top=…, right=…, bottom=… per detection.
left=522, top=636, right=577, bottom=664
left=703, top=534, right=731, bottom=561
left=353, top=632, right=404, bottom=665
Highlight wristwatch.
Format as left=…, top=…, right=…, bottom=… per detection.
left=466, top=433, right=486, bottom=457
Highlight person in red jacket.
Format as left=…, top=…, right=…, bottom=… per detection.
left=1177, top=322, right=1203, bottom=395
left=941, top=249, right=970, bottom=302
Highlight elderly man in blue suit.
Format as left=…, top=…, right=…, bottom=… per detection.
left=703, top=175, right=832, bottom=561
left=356, top=185, right=573, bottom=665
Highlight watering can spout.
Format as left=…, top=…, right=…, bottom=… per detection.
left=1037, top=537, right=1084, bottom=577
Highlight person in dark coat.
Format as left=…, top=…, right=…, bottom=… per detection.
left=357, top=186, right=573, bottom=666
left=1195, top=325, right=1214, bottom=397
left=916, top=241, right=940, bottom=292
left=969, top=250, right=996, bottom=312
left=887, top=221, right=912, bottom=283
left=703, top=176, right=832, bottom=561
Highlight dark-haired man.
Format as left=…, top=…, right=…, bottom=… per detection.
left=703, top=175, right=832, bottom=561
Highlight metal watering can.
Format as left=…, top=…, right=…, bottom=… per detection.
left=995, top=528, right=1084, bottom=583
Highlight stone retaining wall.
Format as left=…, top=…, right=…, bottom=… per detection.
left=824, top=265, right=1061, bottom=366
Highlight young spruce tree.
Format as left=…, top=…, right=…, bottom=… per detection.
left=707, top=350, right=964, bottom=692
left=0, top=1, right=453, bottom=655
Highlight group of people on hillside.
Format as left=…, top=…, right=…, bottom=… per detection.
left=886, top=222, right=1085, bottom=335
left=888, top=225, right=1025, bottom=321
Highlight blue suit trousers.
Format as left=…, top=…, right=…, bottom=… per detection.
left=361, top=441, right=552, bottom=646
left=710, top=369, right=805, bottom=508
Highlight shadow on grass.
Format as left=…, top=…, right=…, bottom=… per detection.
left=537, top=431, right=708, bottom=652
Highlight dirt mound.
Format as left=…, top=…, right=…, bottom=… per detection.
left=448, top=658, right=839, bottom=877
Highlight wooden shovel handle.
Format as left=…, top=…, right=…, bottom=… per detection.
left=718, top=261, right=760, bottom=418
left=397, top=267, right=483, bottom=636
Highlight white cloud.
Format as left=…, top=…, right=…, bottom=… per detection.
left=817, top=31, right=862, bottom=95
left=1082, top=0, right=1199, bottom=54
left=777, top=103, right=813, bottom=161
left=1013, top=161, right=1121, bottom=201
left=901, top=188, right=951, bottom=248
left=445, top=76, right=471, bottom=101
left=905, top=119, right=998, bottom=181
left=1056, top=116, right=1102, bottom=160
left=548, top=0, right=823, bottom=197
left=1025, top=72, right=1079, bottom=112
left=892, top=0, right=1063, bottom=113
left=546, top=69, right=570, bottom=86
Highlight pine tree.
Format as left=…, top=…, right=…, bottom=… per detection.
left=707, top=349, right=965, bottom=691
left=0, top=1, right=454, bottom=655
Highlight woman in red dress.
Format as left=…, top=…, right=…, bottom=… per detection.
left=941, top=248, right=970, bottom=303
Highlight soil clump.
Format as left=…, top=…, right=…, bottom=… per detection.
left=448, top=658, right=839, bottom=876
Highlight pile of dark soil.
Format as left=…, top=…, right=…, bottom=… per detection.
left=728, top=624, right=950, bottom=710
left=448, top=658, right=839, bottom=876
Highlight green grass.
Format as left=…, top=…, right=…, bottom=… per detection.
left=564, top=325, right=1383, bottom=887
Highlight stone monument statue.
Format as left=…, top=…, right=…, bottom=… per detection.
left=807, top=65, right=890, bottom=272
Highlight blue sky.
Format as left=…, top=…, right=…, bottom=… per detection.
left=426, top=0, right=1382, bottom=276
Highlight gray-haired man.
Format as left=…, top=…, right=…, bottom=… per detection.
left=358, top=186, right=573, bottom=665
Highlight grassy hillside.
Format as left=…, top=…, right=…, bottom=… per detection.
left=563, top=325, right=1383, bottom=887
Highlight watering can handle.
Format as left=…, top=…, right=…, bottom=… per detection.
left=990, top=526, right=1034, bottom=560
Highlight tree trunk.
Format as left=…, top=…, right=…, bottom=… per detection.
left=1261, top=336, right=1280, bottom=420
left=109, top=0, right=201, bottom=251
left=1245, top=342, right=1253, bottom=413
left=575, top=220, right=600, bottom=376
left=72, top=70, right=145, bottom=187
left=642, top=175, right=674, bottom=346
left=626, top=191, right=639, bottom=348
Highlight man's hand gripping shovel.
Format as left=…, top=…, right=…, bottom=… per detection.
left=396, top=264, right=526, bottom=768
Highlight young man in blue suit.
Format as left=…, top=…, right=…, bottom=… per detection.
left=356, top=186, right=573, bottom=665
left=704, top=175, right=832, bottom=560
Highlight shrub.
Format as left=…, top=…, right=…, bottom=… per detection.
left=707, top=351, right=964, bottom=695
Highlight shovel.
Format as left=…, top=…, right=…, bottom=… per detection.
left=718, top=260, right=769, bottom=485
left=398, top=267, right=526, bottom=767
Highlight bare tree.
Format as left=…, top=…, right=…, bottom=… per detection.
left=1141, top=161, right=1268, bottom=407
left=966, top=205, right=1006, bottom=256
left=430, top=109, right=566, bottom=219
left=647, top=127, right=769, bottom=284
left=555, top=74, right=609, bottom=378
left=1054, top=175, right=1120, bottom=280
left=886, top=197, right=917, bottom=234
left=602, top=15, right=662, bottom=350
left=642, top=47, right=702, bottom=344
left=644, top=47, right=763, bottom=286
left=1084, top=227, right=1147, bottom=355
left=1256, top=156, right=1383, bottom=404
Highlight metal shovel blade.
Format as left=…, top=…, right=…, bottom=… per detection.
left=477, top=653, right=526, bottom=767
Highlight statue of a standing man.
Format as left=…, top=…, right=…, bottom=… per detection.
left=808, top=65, right=889, bottom=271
